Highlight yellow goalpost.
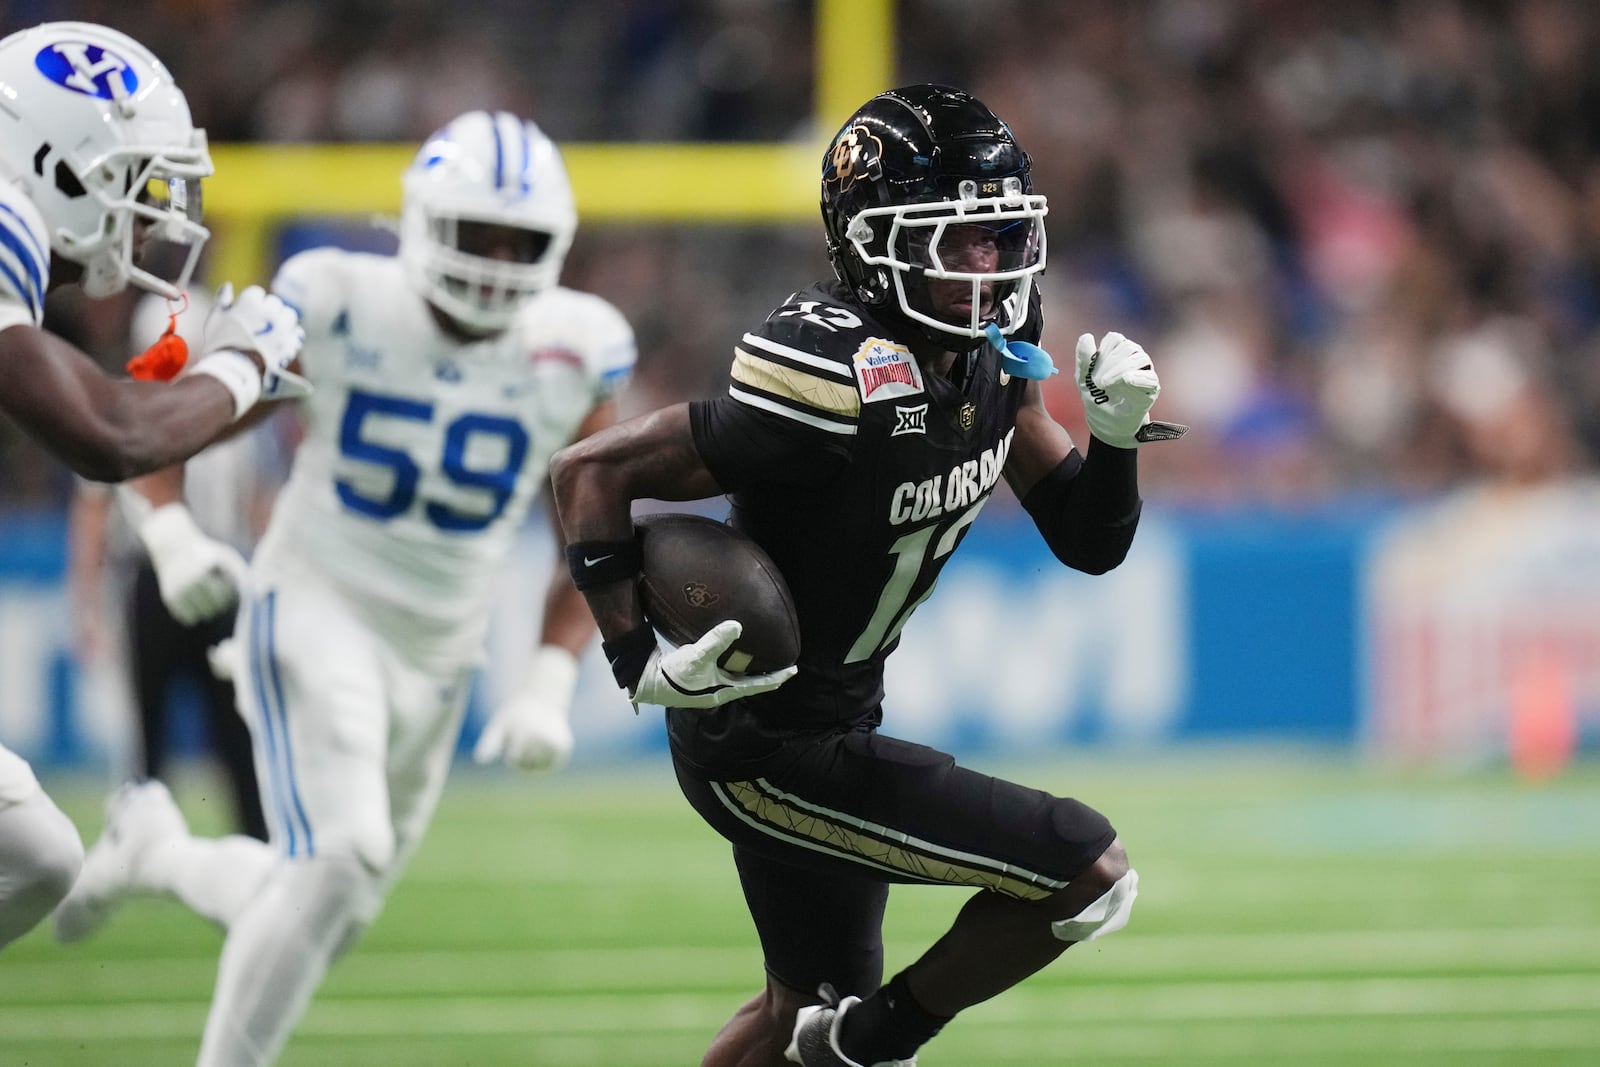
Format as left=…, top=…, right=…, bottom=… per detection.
left=203, top=0, right=894, bottom=286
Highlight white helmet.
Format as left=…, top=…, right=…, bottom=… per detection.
left=399, top=110, right=577, bottom=333
left=0, top=22, right=211, bottom=300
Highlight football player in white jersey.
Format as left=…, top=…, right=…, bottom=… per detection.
left=54, top=109, right=638, bottom=1066
left=0, top=22, right=304, bottom=950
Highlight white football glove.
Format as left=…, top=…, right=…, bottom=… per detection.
left=207, top=635, right=242, bottom=682
left=473, top=646, right=579, bottom=772
left=187, top=283, right=311, bottom=418
left=137, top=502, right=248, bottom=626
left=1074, top=332, right=1187, bottom=448
left=631, top=620, right=797, bottom=711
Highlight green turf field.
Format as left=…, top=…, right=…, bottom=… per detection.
left=4, top=751, right=1597, bottom=1066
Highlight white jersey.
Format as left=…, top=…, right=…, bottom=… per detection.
left=0, top=182, right=53, bottom=334
left=254, top=248, right=635, bottom=664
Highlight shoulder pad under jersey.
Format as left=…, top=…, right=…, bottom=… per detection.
left=509, top=285, right=637, bottom=397
left=729, top=286, right=933, bottom=432
left=270, top=247, right=365, bottom=337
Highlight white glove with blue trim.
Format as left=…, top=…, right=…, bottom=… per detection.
left=188, top=283, right=311, bottom=417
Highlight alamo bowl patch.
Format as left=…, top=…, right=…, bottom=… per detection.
left=853, top=339, right=924, bottom=402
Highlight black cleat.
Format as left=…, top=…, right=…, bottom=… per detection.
left=784, top=984, right=917, bottom=1067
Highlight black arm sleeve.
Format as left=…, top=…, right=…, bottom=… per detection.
left=1020, top=437, right=1142, bottom=575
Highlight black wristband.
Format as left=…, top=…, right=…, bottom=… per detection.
left=601, top=623, right=657, bottom=691
left=565, top=539, right=643, bottom=591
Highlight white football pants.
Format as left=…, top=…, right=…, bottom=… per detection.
left=189, top=574, right=474, bottom=1066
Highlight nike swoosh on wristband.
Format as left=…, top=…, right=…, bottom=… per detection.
left=583, top=553, right=615, bottom=567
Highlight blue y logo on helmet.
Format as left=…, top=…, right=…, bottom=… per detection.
left=35, top=41, right=139, bottom=101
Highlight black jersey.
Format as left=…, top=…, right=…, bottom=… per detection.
left=680, top=281, right=1038, bottom=770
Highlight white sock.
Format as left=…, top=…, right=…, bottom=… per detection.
left=0, top=792, right=83, bottom=948
left=197, top=854, right=381, bottom=1067
left=144, top=833, right=276, bottom=929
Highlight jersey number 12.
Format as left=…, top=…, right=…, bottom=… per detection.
left=844, top=500, right=984, bottom=663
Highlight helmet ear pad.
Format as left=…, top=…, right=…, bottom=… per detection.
left=825, top=200, right=892, bottom=306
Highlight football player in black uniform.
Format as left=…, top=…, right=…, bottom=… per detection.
left=551, top=84, right=1185, bottom=1067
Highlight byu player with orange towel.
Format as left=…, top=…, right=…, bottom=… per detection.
left=0, top=21, right=304, bottom=951
left=55, top=111, right=636, bottom=1064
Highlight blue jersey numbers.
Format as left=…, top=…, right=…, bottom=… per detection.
left=336, top=388, right=529, bottom=532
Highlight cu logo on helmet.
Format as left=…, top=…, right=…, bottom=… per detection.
left=827, top=125, right=882, bottom=194
left=34, top=42, right=139, bottom=101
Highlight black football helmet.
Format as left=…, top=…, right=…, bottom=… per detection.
left=820, top=84, right=1048, bottom=350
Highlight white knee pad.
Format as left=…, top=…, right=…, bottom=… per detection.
left=19, top=796, right=85, bottom=899
left=0, top=791, right=85, bottom=948
left=289, top=853, right=386, bottom=955
left=1051, top=867, right=1138, bottom=943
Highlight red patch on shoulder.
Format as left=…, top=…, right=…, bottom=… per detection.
left=528, top=347, right=582, bottom=368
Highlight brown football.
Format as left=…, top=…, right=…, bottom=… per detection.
left=635, top=513, right=800, bottom=675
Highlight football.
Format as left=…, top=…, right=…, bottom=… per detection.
left=636, top=513, right=800, bottom=675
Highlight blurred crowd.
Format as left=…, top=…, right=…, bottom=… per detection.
left=6, top=0, right=1599, bottom=509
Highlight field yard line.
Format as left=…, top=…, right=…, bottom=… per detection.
left=965, top=1017, right=1600, bottom=1060
left=284, top=924, right=1600, bottom=983
left=969, top=972, right=1600, bottom=1019
left=1067, top=925, right=1600, bottom=972
left=1140, top=869, right=1600, bottom=907
left=8, top=926, right=1598, bottom=994
left=9, top=973, right=1599, bottom=1043
left=403, top=853, right=1597, bottom=887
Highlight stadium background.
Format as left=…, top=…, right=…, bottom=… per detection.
left=1, top=2, right=1598, bottom=1064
